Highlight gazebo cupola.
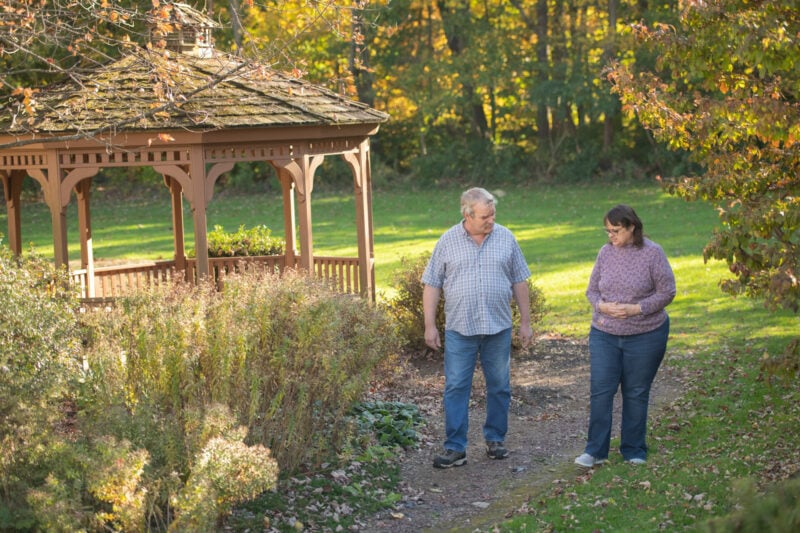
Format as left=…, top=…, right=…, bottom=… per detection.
left=152, top=2, right=218, bottom=58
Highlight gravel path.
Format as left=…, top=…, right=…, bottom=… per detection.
left=361, top=336, right=681, bottom=532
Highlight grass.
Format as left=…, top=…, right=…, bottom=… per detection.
left=3, top=179, right=798, bottom=531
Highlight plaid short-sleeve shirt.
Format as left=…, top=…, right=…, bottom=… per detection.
left=422, top=222, right=531, bottom=336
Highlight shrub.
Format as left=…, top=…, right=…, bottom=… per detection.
left=77, top=268, right=399, bottom=527
left=1, top=245, right=398, bottom=530
left=204, top=224, right=285, bottom=257
left=83, top=437, right=149, bottom=532
left=511, top=278, right=548, bottom=350
left=171, top=413, right=278, bottom=532
left=213, top=270, right=401, bottom=471
left=386, top=252, right=548, bottom=353
left=697, top=476, right=800, bottom=532
left=0, top=247, right=83, bottom=529
left=384, top=252, right=444, bottom=353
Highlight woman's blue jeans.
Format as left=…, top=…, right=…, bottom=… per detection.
left=584, top=317, right=670, bottom=461
left=442, top=328, right=512, bottom=453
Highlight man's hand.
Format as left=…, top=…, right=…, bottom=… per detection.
left=425, top=325, right=442, bottom=350
left=518, top=323, right=533, bottom=349
left=423, top=285, right=443, bottom=350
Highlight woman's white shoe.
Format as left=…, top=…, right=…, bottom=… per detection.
left=574, top=453, right=606, bottom=467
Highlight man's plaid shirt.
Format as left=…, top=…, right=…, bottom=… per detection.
left=422, top=221, right=530, bottom=336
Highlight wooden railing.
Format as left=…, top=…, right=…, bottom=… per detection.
left=71, top=260, right=179, bottom=299
left=73, top=255, right=362, bottom=300
left=313, top=256, right=361, bottom=294
left=185, top=255, right=286, bottom=288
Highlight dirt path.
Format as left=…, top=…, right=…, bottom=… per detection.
left=361, top=336, right=682, bottom=532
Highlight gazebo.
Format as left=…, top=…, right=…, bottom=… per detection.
left=0, top=3, right=389, bottom=301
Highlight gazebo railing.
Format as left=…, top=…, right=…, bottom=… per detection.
left=71, top=260, right=179, bottom=299
left=73, top=255, right=362, bottom=300
left=185, top=255, right=287, bottom=288
left=313, top=256, right=361, bottom=295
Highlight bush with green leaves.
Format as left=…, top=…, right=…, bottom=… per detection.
left=386, top=252, right=547, bottom=352
left=204, top=223, right=286, bottom=257
left=384, top=252, right=444, bottom=352
left=1, top=238, right=401, bottom=531
left=0, top=247, right=83, bottom=529
left=208, top=270, right=401, bottom=471
left=170, top=415, right=279, bottom=533
left=697, top=476, right=800, bottom=532
left=349, top=401, right=423, bottom=449
left=511, top=278, right=548, bottom=349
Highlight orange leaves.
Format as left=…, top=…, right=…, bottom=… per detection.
left=147, top=133, right=176, bottom=146
left=11, top=86, right=39, bottom=115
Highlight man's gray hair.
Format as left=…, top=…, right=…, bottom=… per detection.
left=461, top=187, right=496, bottom=218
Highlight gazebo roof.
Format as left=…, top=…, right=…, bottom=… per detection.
left=1, top=48, right=389, bottom=136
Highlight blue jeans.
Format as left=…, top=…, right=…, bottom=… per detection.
left=584, top=317, right=670, bottom=461
left=442, top=328, right=512, bottom=453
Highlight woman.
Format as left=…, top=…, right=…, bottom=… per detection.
left=575, top=204, right=676, bottom=467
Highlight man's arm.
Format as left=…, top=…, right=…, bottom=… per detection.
left=512, top=281, right=533, bottom=348
left=423, top=284, right=442, bottom=350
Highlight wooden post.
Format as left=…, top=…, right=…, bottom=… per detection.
left=277, top=167, right=298, bottom=268
left=75, top=179, right=95, bottom=297
left=0, top=170, right=24, bottom=256
left=344, top=141, right=376, bottom=300
left=164, top=175, right=187, bottom=273
left=189, top=146, right=210, bottom=281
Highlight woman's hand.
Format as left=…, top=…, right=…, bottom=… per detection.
left=599, top=301, right=641, bottom=318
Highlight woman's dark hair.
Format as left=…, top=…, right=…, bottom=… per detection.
left=605, top=204, right=644, bottom=247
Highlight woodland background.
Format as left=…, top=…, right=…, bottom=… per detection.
left=3, top=0, right=689, bottom=189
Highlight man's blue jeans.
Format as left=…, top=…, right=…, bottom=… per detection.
left=584, top=317, right=670, bottom=462
left=442, top=328, right=512, bottom=453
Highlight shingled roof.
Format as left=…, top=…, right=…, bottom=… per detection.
left=2, top=47, right=389, bottom=135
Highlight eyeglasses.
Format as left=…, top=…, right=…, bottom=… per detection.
left=604, top=227, right=626, bottom=236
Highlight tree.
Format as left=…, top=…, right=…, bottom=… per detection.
left=360, top=0, right=686, bottom=180
left=0, top=0, right=359, bottom=150
left=0, top=1, right=223, bottom=148
left=607, top=0, right=799, bottom=348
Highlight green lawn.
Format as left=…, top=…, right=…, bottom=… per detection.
left=3, top=180, right=798, bottom=531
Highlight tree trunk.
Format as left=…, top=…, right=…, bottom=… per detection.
left=436, top=0, right=490, bottom=139
left=603, top=0, right=619, bottom=152
left=350, top=6, right=376, bottom=107
left=535, top=0, right=550, bottom=144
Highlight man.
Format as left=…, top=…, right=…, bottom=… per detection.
left=422, top=187, right=533, bottom=468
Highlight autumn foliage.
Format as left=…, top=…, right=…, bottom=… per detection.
left=607, top=1, right=799, bottom=343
